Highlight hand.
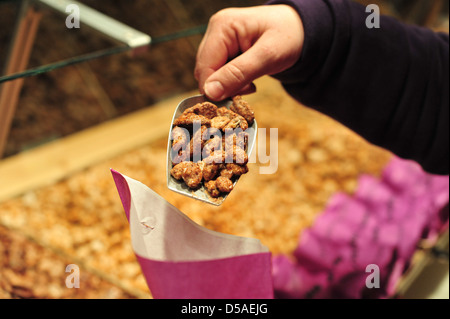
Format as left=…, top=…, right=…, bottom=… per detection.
left=194, top=5, right=304, bottom=101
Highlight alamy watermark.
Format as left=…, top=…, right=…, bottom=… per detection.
left=365, top=264, right=380, bottom=289
left=65, top=4, right=80, bottom=29
left=65, top=264, right=80, bottom=288
left=366, top=4, right=380, bottom=29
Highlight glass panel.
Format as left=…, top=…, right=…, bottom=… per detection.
left=0, top=0, right=139, bottom=83
left=0, top=0, right=266, bottom=83
left=0, top=0, right=266, bottom=158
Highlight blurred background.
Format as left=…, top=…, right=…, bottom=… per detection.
left=0, top=0, right=448, bottom=299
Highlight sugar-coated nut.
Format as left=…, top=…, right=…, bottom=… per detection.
left=216, top=106, right=234, bottom=118
left=170, top=162, right=203, bottom=188
left=225, top=145, right=248, bottom=164
left=182, top=162, right=203, bottom=188
left=226, top=163, right=248, bottom=176
left=215, top=176, right=233, bottom=193
left=170, top=162, right=185, bottom=180
left=183, top=102, right=218, bottom=119
left=203, top=150, right=225, bottom=164
left=173, top=113, right=211, bottom=127
left=220, top=169, right=234, bottom=179
left=202, top=136, right=222, bottom=157
left=229, top=116, right=248, bottom=130
left=231, top=95, right=255, bottom=125
left=171, top=126, right=188, bottom=149
left=201, top=163, right=221, bottom=181
left=204, top=180, right=220, bottom=198
left=211, top=116, right=231, bottom=130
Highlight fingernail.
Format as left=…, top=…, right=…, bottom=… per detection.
left=204, top=81, right=224, bottom=100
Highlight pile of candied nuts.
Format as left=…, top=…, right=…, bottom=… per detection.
left=170, top=96, right=255, bottom=198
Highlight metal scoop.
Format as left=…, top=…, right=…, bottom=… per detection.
left=166, top=95, right=257, bottom=206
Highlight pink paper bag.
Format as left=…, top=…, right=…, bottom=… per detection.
left=111, top=169, right=273, bottom=299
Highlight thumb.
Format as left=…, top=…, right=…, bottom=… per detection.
left=203, top=39, right=275, bottom=101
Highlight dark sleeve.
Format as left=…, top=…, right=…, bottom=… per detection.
left=266, top=0, right=449, bottom=175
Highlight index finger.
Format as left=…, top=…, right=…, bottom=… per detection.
left=194, top=12, right=240, bottom=93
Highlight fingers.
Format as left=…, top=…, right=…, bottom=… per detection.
left=195, top=5, right=304, bottom=101
left=203, top=79, right=256, bottom=100
left=194, top=9, right=242, bottom=95
left=203, top=35, right=277, bottom=100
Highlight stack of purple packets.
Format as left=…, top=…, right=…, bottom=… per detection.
left=272, top=156, right=449, bottom=299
